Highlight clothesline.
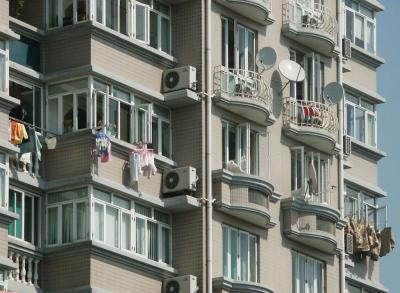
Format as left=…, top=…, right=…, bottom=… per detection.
left=9, top=117, right=59, bottom=137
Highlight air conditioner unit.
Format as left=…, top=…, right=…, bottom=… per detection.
left=163, top=66, right=197, bottom=93
left=343, top=135, right=352, bottom=156
left=163, top=275, right=198, bottom=293
left=163, top=167, right=197, bottom=196
left=345, top=233, right=354, bottom=255
left=342, top=38, right=352, bottom=59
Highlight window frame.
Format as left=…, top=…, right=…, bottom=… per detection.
left=292, top=250, right=325, bottom=293
left=0, top=38, right=9, bottom=93
left=46, top=0, right=89, bottom=29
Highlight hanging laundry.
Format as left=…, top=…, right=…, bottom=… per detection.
left=380, top=227, right=395, bottom=257
left=95, top=132, right=112, bottom=163
left=11, top=121, right=28, bottom=145
left=45, top=136, right=57, bottom=150
left=129, top=152, right=142, bottom=185
left=20, top=128, right=43, bottom=161
left=141, top=150, right=157, bottom=178
left=129, top=148, right=157, bottom=183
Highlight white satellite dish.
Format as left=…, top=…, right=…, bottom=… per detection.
left=256, top=47, right=277, bottom=71
left=323, top=82, right=344, bottom=104
left=278, top=60, right=306, bottom=82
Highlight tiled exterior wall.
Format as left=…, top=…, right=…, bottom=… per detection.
left=0, top=109, right=10, bottom=143
left=0, top=0, right=9, bottom=28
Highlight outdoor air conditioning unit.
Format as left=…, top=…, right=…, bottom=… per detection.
left=163, top=166, right=197, bottom=196
left=345, top=233, right=354, bottom=255
left=163, top=275, right=198, bottom=293
left=343, top=38, right=352, bottom=59
left=343, top=135, right=352, bottom=156
left=163, top=66, right=197, bottom=93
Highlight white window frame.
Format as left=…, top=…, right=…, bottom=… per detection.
left=292, top=250, right=325, bottom=293
left=0, top=153, right=9, bottom=209
left=0, top=38, right=9, bottom=93
left=46, top=0, right=89, bottom=29
left=9, top=187, right=41, bottom=246
left=152, top=111, right=172, bottom=157
left=222, top=224, right=257, bottom=282
left=345, top=0, right=377, bottom=54
left=345, top=93, right=377, bottom=147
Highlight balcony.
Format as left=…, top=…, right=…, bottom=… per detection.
left=215, top=0, right=272, bottom=25
left=213, top=66, right=274, bottom=126
left=281, top=197, right=341, bottom=254
left=283, top=98, right=339, bottom=154
left=282, top=0, right=338, bottom=55
left=212, top=169, right=276, bottom=229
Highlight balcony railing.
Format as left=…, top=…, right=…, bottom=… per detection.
left=283, top=98, right=338, bottom=134
left=282, top=0, right=337, bottom=39
left=213, top=65, right=272, bottom=112
left=8, top=248, right=41, bottom=288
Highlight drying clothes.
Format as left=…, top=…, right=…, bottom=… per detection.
left=95, top=132, right=112, bottom=163
left=380, top=227, right=395, bottom=257
left=141, top=150, right=157, bottom=178
left=20, top=128, right=43, bottom=161
left=367, top=224, right=380, bottom=261
left=11, top=121, right=28, bottom=145
left=45, top=137, right=57, bottom=150
left=129, top=152, right=142, bottom=185
left=128, top=149, right=157, bottom=183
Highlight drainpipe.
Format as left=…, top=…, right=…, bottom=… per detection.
left=205, top=0, right=213, bottom=292
left=336, top=0, right=345, bottom=292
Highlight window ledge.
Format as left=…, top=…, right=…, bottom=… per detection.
left=350, top=138, right=386, bottom=161
left=8, top=237, right=42, bottom=258
left=343, top=79, right=385, bottom=104
left=0, top=208, right=19, bottom=225
left=359, top=0, right=384, bottom=12
left=350, top=44, right=385, bottom=68
left=344, top=173, right=387, bottom=198
left=213, top=277, right=275, bottom=293
left=9, top=17, right=45, bottom=40
left=346, top=271, right=389, bottom=293
left=0, top=25, right=19, bottom=40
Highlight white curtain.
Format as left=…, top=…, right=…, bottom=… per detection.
left=147, top=221, right=158, bottom=261
left=249, top=236, right=256, bottom=282
left=355, top=15, right=364, bottom=46
left=222, top=226, right=229, bottom=277
left=240, top=232, right=249, bottom=281
left=48, top=207, right=58, bottom=245
left=121, top=213, right=131, bottom=250
left=76, top=202, right=87, bottom=240
left=0, top=169, right=5, bottom=208
left=161, top=227, right=170, bottom=264
left=94, top=203, right=104, bottom=241
left=136, top=218, right=146, bottom=255
left=106, top=206, right=119, bottom=248
left=62, top=204, right=73, bottom=243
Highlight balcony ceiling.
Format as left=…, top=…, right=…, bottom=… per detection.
left=215, top=0, right=271, bottom=25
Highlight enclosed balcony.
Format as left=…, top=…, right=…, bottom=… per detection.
left=215, top=0, right=272, bottom=25
left=282, top=0, right=338, bottom=55
left=213, top=66, right=274, bottom=126
left=283, top=98, right=339, bottom=154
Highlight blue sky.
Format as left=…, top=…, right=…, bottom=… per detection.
left=376, top=0, right=399, bottom=291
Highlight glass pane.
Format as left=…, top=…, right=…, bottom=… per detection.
left=240, top=232, right=249, bottom=281
left=106, top=0, right=118, bottom=30
left=355, top=15, right=364, bottom=48
left=346, top=10, right=354, bottom=41
left=96, top=92, right=105, bottom=127
left=366, top=21, right=374, bottom=53
left=307, top=258, right=315, bottom=293
left=230, top=229, right=238, bottom=279
left=8, top=191, right=15, bottom=236
left=0, top=55, right=4, bottom=92
left=63, top=0, right=73, bottom=26
left=222, top=19, right=227, bottom=67
left=48, top=98, right=59, bottom=134
left=239, top=126, right=247, bottom=172
left=62, top=94, right=74, bottom=133
left=360, top=99, right=374, bottom=111
left=147, top=221, right=158, bottom=261
left=250, top=132, right=258, bottom=175
left=249, top=236, right=256, bottom=282
left=238, top=26, right=245, bottom=70
left=94, top=203, right=104, bottom=241
left=113, top=195, right=130, bottom=210
left=348, top=284, right=362, bottom=293
left=161, top=227, right=170, bottom=264
left=48, top=207, right=58, bottom=245
left=360, top=5, right=374, bottom=18
left=108, top=99, right=118, bottom=138
left=161, top=121, right=170, bottom=157
left=24, top=196, right=32, bottom=243
left=247, top=31, right=255, bottom=71
left=317, top=262, right=323, bottom=293
left=367, top=114, right=376, bottom=146
left=113, top=87, right=130, bottom=102
left=152, top=117, right=159, bottom=153
left=48, top=78, right=88, bottom=95
left=77, top=93, right=87, bottom=130
left=150, top=11, right=158, bottom=49
left=93, top=79, right=108, bottom=92
left=76, top=202, right=87, bottom=240
left=154, top=0, right=169, bottom=15
left=346, top=104, right=355, bottom=137
left=77, top=0, right=87, bottom=21
left=106, top=206, right=119, bottom=248
left=136, top=217, right=146, bottom=255
left=9, top=81, right=34, bottom=124
left=154, top=210, right=169, bottom=224
left=0, top=169, right=5, bottom=208
left=355, top=108, right=365, bottom=142
left=15, top=192, right=22, bottom=238
left=49, top=0, right=59, bottom=28
left=121, top=213, right=131, bottom=250
left=96, top=0, right=103, bottom=23
left=62, top=203, right=73, bottom=243
left=94, top=189, right=111, bottom=203
left=120, top=103, right=131, bottom=142
left=120, top=0, right=127, bottom=34
left=34, top=87, right=42, bottom=128
left=223, top=226, right=229, bottom=277
left=136, top=4, right=148, bottom=42
left=135, top=203, right=151, bottom=217
left=161, top=17, right=170, bottom=53
left=299, top=254, right=306, bottom=293
left=48, top=188, right=88, bottom=204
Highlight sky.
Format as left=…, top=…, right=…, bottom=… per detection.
left=376, top=0, right=400, bottom=291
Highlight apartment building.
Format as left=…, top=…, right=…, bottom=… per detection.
left=0, top=0, right=393, bottom=292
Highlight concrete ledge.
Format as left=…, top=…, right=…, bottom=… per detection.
left=351, top=44, right=385, bottom=68
left=344, top=173, right=387, bottom=198
left=343, top=79, right=385, bottom=104
left=346, top=271, right=389, bottom=293
left=213, top=277, right=275, bottom=293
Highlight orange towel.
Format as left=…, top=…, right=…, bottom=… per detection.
left=11, top=121, right=28, bottom=145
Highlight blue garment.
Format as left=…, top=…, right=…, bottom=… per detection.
left=95, top=132, right=111, bottom=162
left=19, top=128, right=42, bottom=161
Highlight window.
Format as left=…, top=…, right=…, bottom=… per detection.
left=290, top=50, right=324, bottom=102
left=47, top=188, right=88, bottom=245
left=0, top=153, right=8, bottom=208
left=344, top=186, right=387, bottom=230
left=151, top=104, right=171, bottom=157
left=9, top=36, right=41, bottom=72
left=345, top=0, right=376, bottom=53
left=47, top=0, right=88, bottom=28
left=222, top=121, right=259, bottom=175
left=221, top=18, right=255, bottom=71
left=135, top=203, right=171, bottom=264
left=222, top=225, right=257, bottom=282
left=9, top=79, right=43, bottom=128
left=0, top=38, right=8, bottom=93
left=291, top=147, right=329, bottom=203
left=9, top=189, right=40, bottom=246
left=345, top=92, right=377, bottom=147
left=292, top=251, right=325, bottom=293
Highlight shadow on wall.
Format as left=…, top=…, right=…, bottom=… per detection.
left=270, top=70, right=283, bottom=119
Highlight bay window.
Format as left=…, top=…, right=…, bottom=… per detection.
left=345, top=92, right=377, bottom=147
left=221, top=18, right=255, bottom=71
left=0, top=153, right=9, bottom=208
left=291, top=147, right=329, bottom=203
left=345, top=0, right=376, bottom=54
left=222, top=121, right=259, bottom=175
left=292, top=251, right=325, bottom=293
left=0, top=38, right=8, bottom=93
left=47, top=188, right=88, bottom=245
left=222, top=225, right=257, bottom=282
left=9, top=189, right=40, bottom=246
left=47, top=0, right=88, bottom=28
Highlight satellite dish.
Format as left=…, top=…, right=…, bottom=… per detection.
left=323, top=82, right=344, bottom=104
left=278, top=60, right=305, bottom=82
left=256, top=47, right=277, bottom=71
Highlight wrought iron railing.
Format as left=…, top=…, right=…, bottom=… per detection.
left=282, top=0, right=338, bottom=39
left=213, top=65, right=272, bottom=112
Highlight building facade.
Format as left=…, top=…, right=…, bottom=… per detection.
left=0, top=0, right=393, bottom=292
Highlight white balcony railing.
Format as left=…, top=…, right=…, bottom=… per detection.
left=8, top=248, right=41, bottom=288
left=283, top=98, right=338, bottom=135
left=213, top=65, right=272, bottom=112
left=282, top=0, right=338, bottom=38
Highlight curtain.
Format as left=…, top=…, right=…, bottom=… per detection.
left=62, top=203, right=73, bottom=243
left=147, top=221, right=158, bottom=261
left=121, top=213, right=130, bottom=250
left=299, top=254, right=306, bottom=293
left=307, top=258, right=315, bottom=293
left=161, top=227, right=170, bottom=264
left=367, top=114, right=375, bottom=146
left=240, top=232, right=249, bottom=281
left=106, top=206, right=119, bottom=248
left=355, top=15, right=364, bottom=47
left=249, top=236, right=256, bottom=282
left=48, top=207, right=58, bottom=245
left=0, top=169, right=5, bottom=208
left=346, top=104, right=355, bottom=137
left=238, top=26, right=246, bottom=70
left=366, top=21, right=374, bottom=53
left=230, top=229, right=238, bottom=279
left=222, top=226, right=229, bottom=278
left=135, top=4, right=148, bottom=42
left=136, top=218, right=146, bottom=255
left=106, top=0, right=118, bottom=30
left=94, top=203, right=104, bottom=241
left=161, top=17, right=170, bottom=54
left=355, top=108, right=365, bottom=142
left=76, top=202, right=87, bottom=240
left=96, top=0, right=103, bottom=23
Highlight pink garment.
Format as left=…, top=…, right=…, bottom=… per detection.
left=141, top=150, right=157, bottom=178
